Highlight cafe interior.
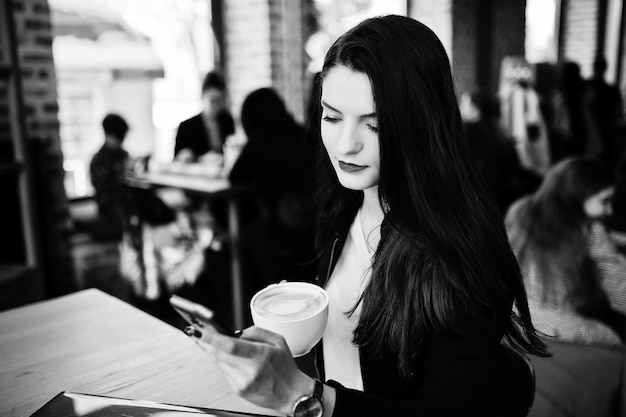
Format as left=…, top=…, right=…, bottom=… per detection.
left=2, top=0, right=626, bottom=416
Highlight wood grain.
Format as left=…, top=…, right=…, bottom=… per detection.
left=0, top=289, right=279, bottom=417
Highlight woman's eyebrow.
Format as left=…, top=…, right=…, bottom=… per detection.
left=321, top=99, right=376, bottom=119
left=359, top=112, right=377, bottom=120
left=320, top=99, right=340, bottom=113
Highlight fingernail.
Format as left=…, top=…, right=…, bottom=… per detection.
left=184, top=326, right=202, bottom=338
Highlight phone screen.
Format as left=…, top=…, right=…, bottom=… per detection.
left=169, top=295, right=237, bottom=336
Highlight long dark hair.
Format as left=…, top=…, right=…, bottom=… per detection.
left=237, top=88, right=312, bottom=190
left=507, top=157, right=614, bottom=307
left=241, top=88, right=299, bottom=140
left=316, top=15, right=548, bottom=378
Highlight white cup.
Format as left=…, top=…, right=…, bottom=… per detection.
left=250, top=282, right=329, bottom=357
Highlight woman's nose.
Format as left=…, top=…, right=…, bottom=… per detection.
left=336, top=121, right=362, bottom=154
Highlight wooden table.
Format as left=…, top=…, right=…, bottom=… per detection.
left=125, top=171, right=246, bottom=329
left=0, top=289, right=279, bottom=417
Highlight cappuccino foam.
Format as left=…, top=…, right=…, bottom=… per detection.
left=253, top=285, right=326, bottom=321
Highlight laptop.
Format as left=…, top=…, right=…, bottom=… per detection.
left=31, top=392, right=274, bottom=417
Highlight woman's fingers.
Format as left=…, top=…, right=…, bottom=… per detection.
left=190, top=324, right=278, bottom=365
left=200, top=327, right=252, bottom=355
left=239, top=326, right=290, bottom=349
left=186, top=323, right=310, bottom=414
left=192, top=324, right=289, bottom=354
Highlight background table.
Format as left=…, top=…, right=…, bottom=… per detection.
left=126, top=171, right=246, bottom=329
left=0, top=289, right=279, bottom=417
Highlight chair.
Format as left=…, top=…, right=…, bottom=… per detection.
left=528, top=338, right=626, bottom=417
left=492, top=344, right=536, bottom=417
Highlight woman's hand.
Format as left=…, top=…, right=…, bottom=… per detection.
left=190, top=325, right=315, bottom=416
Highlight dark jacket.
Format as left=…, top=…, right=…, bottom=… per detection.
left=308, top=211, right=513, bottom=416
left=174, top=110, right=235, bottom=159
left=89, top=143, right=128, bottom=219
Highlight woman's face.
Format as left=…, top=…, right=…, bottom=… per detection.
left=320, top=65, right=380, bottom=191
left=202, top=87, right=225, bottom=117
left=583, top=186, right=614, bottom=219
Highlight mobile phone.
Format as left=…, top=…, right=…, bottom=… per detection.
left=169, top=295, right=239, bottom=337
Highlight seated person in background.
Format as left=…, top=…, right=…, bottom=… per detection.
left=460, top=90, right=541, bottom=213
left=586, top=56, right=624, bottom=169
left=505, top=157, right=626, bottom=345
left=606, top=150, right=626, bottom=238
left=173, top=70, right=236, bottom=252
left=588, top=151, right=626, bottom=317
left=229, top=88, right=317, bottom=297
left=174, top=70, right=235, bottom=162
left=89, top=113, right=131, bottom=235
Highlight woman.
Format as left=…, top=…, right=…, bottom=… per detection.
left=189, top=15, right=548, bottom=416
left=174, top=70, right=235, bottom=161
left=506, top=157, right=625, bottom=345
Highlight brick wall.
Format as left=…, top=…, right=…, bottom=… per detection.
left=223, top=0, right=306, bottom=124
left=269, top=0, right=305, bottom=122
left=9, top=0, right=76, bottom=296
left=223, top=0, right=272, bottom=124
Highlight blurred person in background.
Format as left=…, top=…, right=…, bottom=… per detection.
left=594, top=151, right=626, bottom=314
left=167, top=70, right=236, bottom=324
left=89, top=113, right=131, bottom=236
left=607, top=152, right=626, bottom=239
left=172, top=70, right=236, bottom=261
left=549, top=61, right=602, bottom=162
left=586, top=56, right=625, bottom=169
left=460, top=90, right=541, bottom=213
left=506, top=157, right=626, bottom=345
left=229, top=87, right=317, bottom=300
left=182, top=88, right=318, bottom=328
left=174, top=70, right=235, bottom=162
left=499, top=58, right=551, bottom=177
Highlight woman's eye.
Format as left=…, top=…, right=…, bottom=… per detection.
left=322, top=115, right=340, bottom=123
left=366, top=124, right=379, bottom=133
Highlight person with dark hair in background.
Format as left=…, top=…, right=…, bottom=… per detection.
left=594, top=151, right=626, bottom=317
left=174, top=70, right=235, bottom=162
left=460, top=90, right=541, bottom=213
left=91, top=114, right=177, bottom=304
left=550, top=61, right=601, bottom=162
left=498, top=58, right=551, bottom=177
left=506, top=157, right=626, bottom=345
left=608, top=152, right=626, bottom=236
left=185, top=15, right=548, bottom=417
left=89, top=113, right=130, bottom=235
left=229, top=87, right=316, bottom=300
left=586, top=56, right=625, bottom=169
left=186, top=88, right=317, bottom=328
left=172, top=70, right=236, bottom=263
